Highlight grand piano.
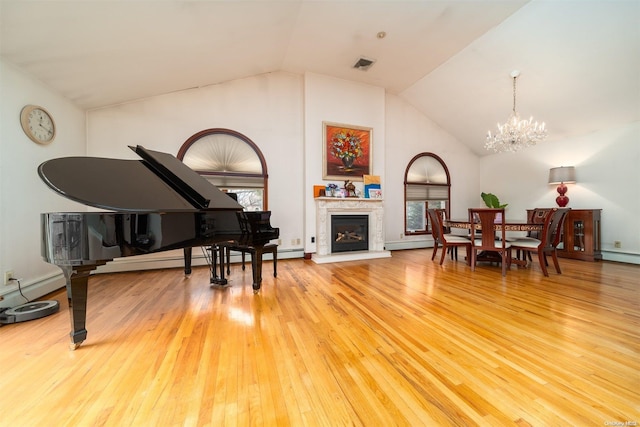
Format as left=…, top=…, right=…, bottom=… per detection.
left=39, top=145, right=279, bottom=348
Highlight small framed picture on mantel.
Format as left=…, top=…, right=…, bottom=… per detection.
left=368, top=188, right=382, bottom=199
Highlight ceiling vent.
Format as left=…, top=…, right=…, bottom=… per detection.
left=353, top=57, right=376, bottom=71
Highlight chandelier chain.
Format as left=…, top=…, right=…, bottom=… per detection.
left=512, top=75, right=517, bottom=113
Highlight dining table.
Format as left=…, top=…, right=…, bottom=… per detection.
left=444, top=219, right=543, bottom=267
left=445, top=219, right=543, bottom=232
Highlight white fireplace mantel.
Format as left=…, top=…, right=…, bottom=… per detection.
left=312, top=197, right=391, bottom=263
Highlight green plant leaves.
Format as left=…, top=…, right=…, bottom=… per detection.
left=481, top=192, right=508, bottom=208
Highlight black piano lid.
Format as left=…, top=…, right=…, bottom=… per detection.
left=131, top=145, right=210, bottom=209
left=38, top=146, right=243, bottom=213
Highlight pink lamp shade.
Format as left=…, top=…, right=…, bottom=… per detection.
left=548, top=166, right=576, bottom=207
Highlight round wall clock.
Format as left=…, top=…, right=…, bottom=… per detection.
left=20, top=104, right=56, bottom=145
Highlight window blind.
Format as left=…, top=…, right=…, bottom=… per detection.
left=406, top=184, right=448, bottom=201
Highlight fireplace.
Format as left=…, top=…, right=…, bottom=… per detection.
left=331, top=215, right=369, bottom=253
left=313, top=197, right=390, bottom=263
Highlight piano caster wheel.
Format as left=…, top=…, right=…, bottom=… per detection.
left=69, top=341, right=83, bottom=351
left=252, top=284, right=260, bottom=293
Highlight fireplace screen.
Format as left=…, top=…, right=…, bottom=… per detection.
left=331, top=215, right=369, bottom=253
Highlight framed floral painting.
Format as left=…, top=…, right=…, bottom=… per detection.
left=322, top=122, right=372, bottom=181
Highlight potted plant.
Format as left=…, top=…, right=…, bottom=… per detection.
left=327, top=183, right=339, bottom=197
left=481, top=192, right=507, bottom=222
left=481, top=192, right=508, bottom=209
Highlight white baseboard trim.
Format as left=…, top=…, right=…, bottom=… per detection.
left=602, top=250, right=640, bottom=265
left=384, top=240, right=432, bottom=251
left=95, top=248, right=304, bottom=274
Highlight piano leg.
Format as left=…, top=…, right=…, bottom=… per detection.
left=217, top=247, right=227, bottom=285
left=183, top=247, right=192, bottom=275
left=251, top=246, right=264, bottom=292
left=61, top=264, right=101, bottom=350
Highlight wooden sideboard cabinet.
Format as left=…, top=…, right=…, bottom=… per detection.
left=556, top=209, right=602, bottom=262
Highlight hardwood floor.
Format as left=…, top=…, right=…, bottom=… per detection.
left=1, top=250, right=638, bottom=426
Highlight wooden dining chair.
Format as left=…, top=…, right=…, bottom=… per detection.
left=438, top=208, right=461, bottom=261
left=468, top=208, right=511, bottom=276
left=427, top=208, right=471, bottom=266
left=427, top=208, right=457, bottom=261
left=510, top=208, right=570, bottom=276
left=516, top=208, right=552, bottom=261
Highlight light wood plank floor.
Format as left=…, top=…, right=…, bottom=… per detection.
left=1, top=250, right=638, bottom=426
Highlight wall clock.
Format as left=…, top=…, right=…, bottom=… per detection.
left=20, top=104, right=56, bottom=145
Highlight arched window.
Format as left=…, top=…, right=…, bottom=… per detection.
left=177, top=128, right=268, bottom=210
left=404, top=153, right=451, bottom=235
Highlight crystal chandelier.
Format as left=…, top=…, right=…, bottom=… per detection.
left=485, top=70, right=547, bottom=153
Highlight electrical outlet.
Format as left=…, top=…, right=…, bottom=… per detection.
left=4, top=270, right=14, bottom=286
left=311, top=236, right=315, bottom=243
left=614, top=241, right=621, bottom=248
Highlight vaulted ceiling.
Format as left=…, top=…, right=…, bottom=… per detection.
left=1, top=1, right=638, bottom=156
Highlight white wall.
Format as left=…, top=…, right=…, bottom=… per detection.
left=479, top=122, right=640, bottom=263
left=301, top=74, right=479, bottom=253
left=0, top=59, right=87, bottom=306
left=303, top=73, right=386, bottom=253
left=102, top=69, right=476, bottom=260
left=87, top=71, right=306, bottom=270
left=384, top=94, right=479, bottom=249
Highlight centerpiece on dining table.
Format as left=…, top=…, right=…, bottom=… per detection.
left=481, top=192, right=508, bottom=222
left=481, top=192, right=508, bottom=209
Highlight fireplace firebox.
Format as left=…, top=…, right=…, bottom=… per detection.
left=331, top=215, right=369, bottom=253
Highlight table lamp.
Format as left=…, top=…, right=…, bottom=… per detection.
left=548, top=166, right=576, bottom=207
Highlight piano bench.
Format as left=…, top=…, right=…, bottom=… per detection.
left=226, top=243, right=278, bottom=278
